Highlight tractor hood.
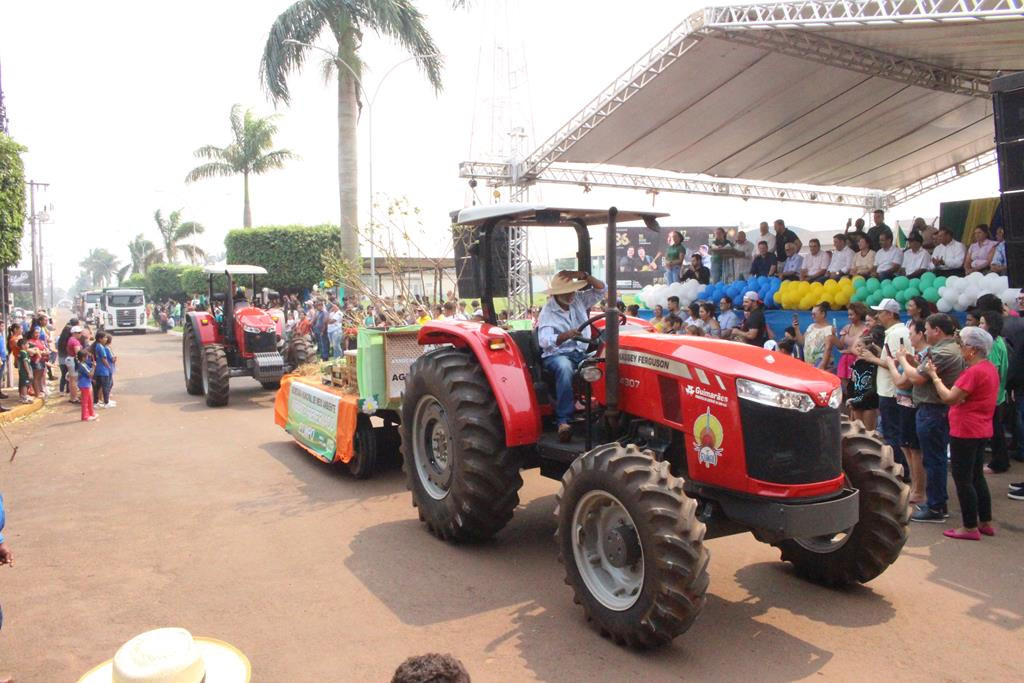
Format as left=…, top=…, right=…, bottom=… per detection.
left=234, top=305, right=277, bottom=332
left=617, top=332, right=839, bottom=402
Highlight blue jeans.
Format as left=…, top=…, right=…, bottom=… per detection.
left=666, top=267, right=680, bottom=284
left=711, top=259, right=728, bottom=284
left=542, top=350, right=588, bottom=425
left=330, top=329, right=344, bottom=358
left=878, top=396, right=909, bottom=473
left=97, top=374, right=112, bottom=404
left=916, top=403, right=950, bottom=512
left=318, top=331, right=330, bottom=360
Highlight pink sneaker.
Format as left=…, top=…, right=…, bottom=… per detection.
left=978, top=525, right=996, bottom=537
left=943, top=528, right=981, bottom=541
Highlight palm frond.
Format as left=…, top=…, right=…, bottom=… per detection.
left=117, top=264, right=131, bottom=283
left=259, top=0, right=330, bottom=105
left=175, top=221, right=205, bottom=239
left=230, top=104, right=245, bottom=146
left=359, top=0, right=443, bottom=92
left=192, top=144, right=229, bottom=161
left=185, top=162, right=236, bottom=183
left=251, top=149, right=298, bottom=173
left=178, top=244, right=207, bottom=264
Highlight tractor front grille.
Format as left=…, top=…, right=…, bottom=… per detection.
left=739, top=399, right=842, bottom=485
left=252, top=352, right=284, bottom=381
left=245, top=329, right=278, bottom=354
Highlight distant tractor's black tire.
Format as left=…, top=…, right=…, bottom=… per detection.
left=347, top=414, right=377, bottom=479
left=285, top=335, right=312, bottom=369
left=400, top=348, right=522, bottom=542
left=260, top=380, right=281, bottom=390
left=774, top=418, right=911, bottom=586
left=182, top=321, right=204, bottom=396
left=201, top=344, right=230, bottom=407
left=557, top=444, right=710, bottom=649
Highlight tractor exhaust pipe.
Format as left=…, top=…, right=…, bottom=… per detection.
left=604, top=207, right=620, bottom=433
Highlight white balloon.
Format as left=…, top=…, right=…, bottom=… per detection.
left=957, top=292, right=973, bottom=310
left=946, top=276, right=962, bottom=291
left=937, top=299, right=953, bottom=313
left=967, top=271, right=984, bottom=284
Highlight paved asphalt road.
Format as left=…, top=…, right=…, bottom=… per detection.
left=0, top=329, right=1021, bottom=681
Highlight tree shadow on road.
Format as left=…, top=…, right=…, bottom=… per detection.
left=345, top=494, right=833, bottom=682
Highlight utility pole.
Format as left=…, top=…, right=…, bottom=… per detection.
left=49, top=262, right=54, bottom=308
left=27, top=180, right=49, bottom=310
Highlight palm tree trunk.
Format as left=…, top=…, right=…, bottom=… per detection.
left=243, top=172, right=252, bottom=228
left=337, top=64, right=359, bottom=263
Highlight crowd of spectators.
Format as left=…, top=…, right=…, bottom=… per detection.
left=679, top=210, right=1004, bottom=286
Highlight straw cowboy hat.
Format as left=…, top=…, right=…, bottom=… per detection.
left=78, top=628, right=250, bottom=683
left=544, top=273, right=588, bottom=296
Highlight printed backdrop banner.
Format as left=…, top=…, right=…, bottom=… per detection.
left=615, top=226, right=732, bottom=291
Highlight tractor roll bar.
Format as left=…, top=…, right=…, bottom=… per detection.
left=604, top=207, right=619, bottom=428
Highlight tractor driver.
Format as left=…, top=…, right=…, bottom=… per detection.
left=233, top=286, right=248, bottom=306
left=538, top=270, right=606, bottom=442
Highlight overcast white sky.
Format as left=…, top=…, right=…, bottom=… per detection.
left=1, top=0, right=999, bottom=291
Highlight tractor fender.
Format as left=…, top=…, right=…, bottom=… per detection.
left=185, top=311, right=220, bottom=346
left=417, top=321, right=541, bottom=447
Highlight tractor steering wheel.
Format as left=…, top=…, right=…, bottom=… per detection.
left=575, top=312, right=627, bottom=349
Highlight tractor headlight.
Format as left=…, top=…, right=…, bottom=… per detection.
left=242, top=325, right=262, bottom=334
left=828, top=386, right=843, bottom=410
left=580, top=364, right=603, bottom=383
left=736, top=378, right=815, bottom=413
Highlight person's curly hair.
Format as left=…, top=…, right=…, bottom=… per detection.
left=392, top=653, right=471, bottom=683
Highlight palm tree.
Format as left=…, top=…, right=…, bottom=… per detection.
left=118, top=233, right=163, bottom=281
left=259, top=0, right=444, bottom=262
left=79, top=249, right=121, bottom=288
left=154, top=209, right=206, bottom=264
left=185, top=105, right=295, bottom=228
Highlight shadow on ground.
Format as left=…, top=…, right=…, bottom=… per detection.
left=345, top=495, right=835, bottom=681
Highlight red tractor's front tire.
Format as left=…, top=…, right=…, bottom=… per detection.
left=400, top=348, right=521, bottom=542
left=202, top=344, right=230, bottom=407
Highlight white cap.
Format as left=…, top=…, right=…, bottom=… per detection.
left=743, top=291, right=760, bottom=302
left=871, top=298, right=900, bottom=314
left=70, top=325, right=83, bottom=333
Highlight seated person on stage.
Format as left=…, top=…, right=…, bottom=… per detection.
left=901, top=232, right=933, bottom=278
left=827, top=234, right=854, bottom=280
left=931, top=227, right=966, bottom=277
left=682, top=253, right=711, bottom=285
left=801, top=238, right=831, bottom=282
left=779, top=241, right=803, bottom=281
left=537, top=271, right=605, bottom=443
left=873, top=231, right=902, bottom=279
left=749, top=240, right=777, bottom=277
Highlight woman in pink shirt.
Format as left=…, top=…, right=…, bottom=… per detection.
left=925, top=326, right=999, bottom=540
left=65, top=326, right=84, bottom=403
left=964, top=225, right=997, bottom=275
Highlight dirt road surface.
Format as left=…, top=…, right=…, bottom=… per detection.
left=0, top=330, right=1020, bottom=681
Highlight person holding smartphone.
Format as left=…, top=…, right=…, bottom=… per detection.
left=858, top=299, right=911, bottom=476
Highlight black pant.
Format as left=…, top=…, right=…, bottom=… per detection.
left=950, top=436, right=993, bottom=529
left=988, top=402, right=1010, bottom=472
left=59, top=359, right=69, bottom=392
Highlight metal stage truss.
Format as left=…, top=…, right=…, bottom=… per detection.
left=460, top=0, right=1024, bottom=309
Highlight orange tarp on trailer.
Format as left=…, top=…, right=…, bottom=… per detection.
left=274, top=374, right=359, bottom=464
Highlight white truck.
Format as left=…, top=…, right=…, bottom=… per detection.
left=98, top=288, right=148, bottom=334
left=82, top=290, right=102, bottom=325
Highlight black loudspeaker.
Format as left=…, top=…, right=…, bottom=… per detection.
left=452, top=223, right=509, bottom=298
left=992, top=71, right=1024, bottom=287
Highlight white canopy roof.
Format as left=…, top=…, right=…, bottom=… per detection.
left=518, top=1, right=1024, bottom=204
left=203, top=264, right=267, bottom=276
left=452, top=203, right=668, bottom=226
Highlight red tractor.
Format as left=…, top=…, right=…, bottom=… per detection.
left=401, top=206, right=910, bottom=648
left=182, top=265, right=311, bottom=407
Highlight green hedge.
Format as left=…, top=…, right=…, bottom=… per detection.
left=225, top=225, right=340, bottom=292
left=121, top=273, right=147, bottom=293
left=0, top=134, right=27, bottom=268
left=146, top=263, right=188, bottom=301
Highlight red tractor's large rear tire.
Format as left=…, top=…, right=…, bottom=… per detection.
left=182, top=320, right=203, bottom=396
left=202, top=344, right=230, bottom=407
left=773, top=418, right=910, bottom=585
left=557, top=444, right=709, bottom=648
left=400, top=348, right=521, bottom=542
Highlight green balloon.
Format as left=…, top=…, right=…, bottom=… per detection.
left=851, top=290, right=864, bottom=302
left=905, top=288, right=920, bottom=300
left=866, top=278, right=881, bottom=292
left=896, top=291, right=909, bottom=304
left=934, top=276, right=947, bottom=288
left=893, top=276, right=910, bottom=290
left=921, top=271, right=936, bottom=285
left=923, top=287, right=940, bottom=303
left=909, top=278, right=921, bottom=290
left=882, top=282, right=897, bottom=297
left=853, top=278, right=865, bottom=291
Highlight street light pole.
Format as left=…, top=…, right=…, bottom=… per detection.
left=27, top=180, right=49, bottom=309
left=283, top=40, right=438, bottom=289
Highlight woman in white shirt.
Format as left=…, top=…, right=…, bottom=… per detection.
left=851, top=235, right=876, bottom=278
left=965, top=225, right=998, bottom=275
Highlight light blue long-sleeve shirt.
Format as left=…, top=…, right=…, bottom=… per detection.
left=537, top=287, right=602, bottom=358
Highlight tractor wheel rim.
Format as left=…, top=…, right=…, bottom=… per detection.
left=793, top=529, right=853, bottom=553
left=413, top=396, right=454, bottom=500
left=571, top=490, right=644, bottom=612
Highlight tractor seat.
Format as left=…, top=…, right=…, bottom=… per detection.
left=507, top=329, right=552, bottom=405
